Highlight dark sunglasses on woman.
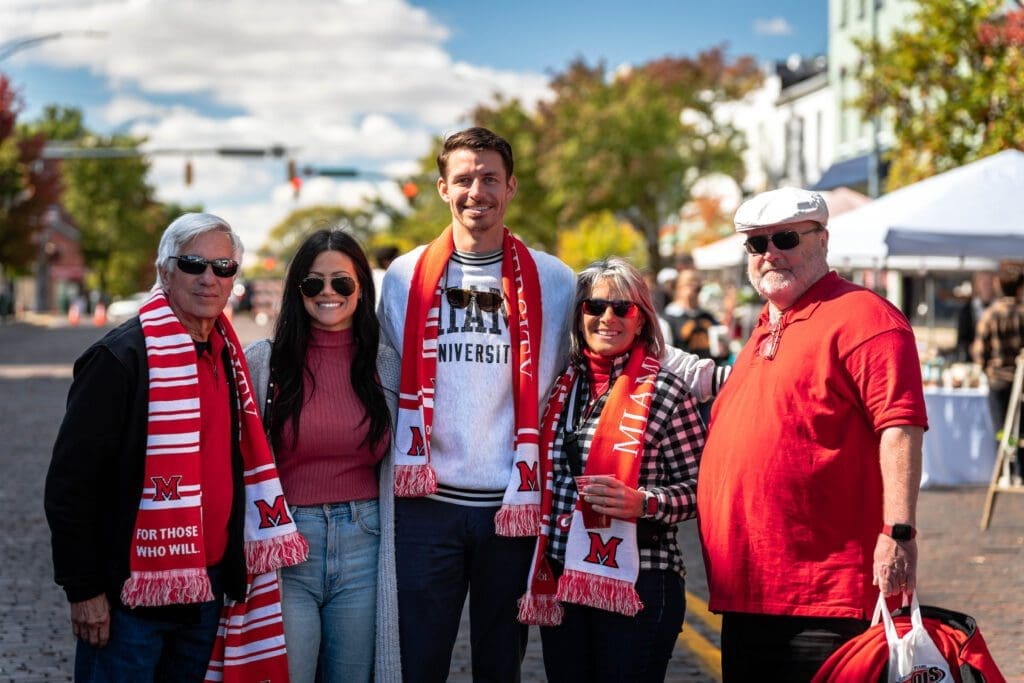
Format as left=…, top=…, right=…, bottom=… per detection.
left=170, top=255, right=239, bottom=278
left=300, top=276, right=357, bottom=298
left=743, top=226, right=822, bottom=255
left=444, top=288, right=504, bottom=313
left=582, top=298, right=638, bottom=317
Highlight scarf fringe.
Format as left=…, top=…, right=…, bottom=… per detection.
left=394, top=464, right=437, bottom=497
left=494, top=503, right=541, bottom=537
left=120, top=568, right=214, bottom=608
left=244, top=531, right=309, bottom=575
left=517, top=591, right=565, bottom=626
left=556, top=569, right=644, bottom=617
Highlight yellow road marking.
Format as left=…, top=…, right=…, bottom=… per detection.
left=685, top=591, right=722, bottom=631
left=678, top=624, right=722, bottom=681
left=678, top=591, right=722, bottom=681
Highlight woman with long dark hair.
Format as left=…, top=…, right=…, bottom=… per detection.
left=245, top=229, right=400, bottom=682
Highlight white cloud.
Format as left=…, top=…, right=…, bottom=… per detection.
left=0, top=0, right=551, bottom=247
left=753, top=17, right=795, bottom=37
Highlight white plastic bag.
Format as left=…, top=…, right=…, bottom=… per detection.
left=872, top=591, right=954, bottom=683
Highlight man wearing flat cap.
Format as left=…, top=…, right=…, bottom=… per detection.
left=696, top=187, right=928, bottom=680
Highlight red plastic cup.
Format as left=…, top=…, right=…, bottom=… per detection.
left=574, top=475, right=611, bottom=529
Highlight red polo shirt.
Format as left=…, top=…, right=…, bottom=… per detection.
left=197, top=329, right=232, bottom=565
left=697, top=272, right=928, bottom=619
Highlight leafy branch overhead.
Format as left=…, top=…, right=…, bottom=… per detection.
left=855, top=0, right=1024, bottom=190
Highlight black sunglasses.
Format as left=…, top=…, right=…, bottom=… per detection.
left=300, top=276, right=357, bottom=298
left=582, top=298, right=638, bottom=317
left=444, top=288, right=504, bottom=313
left=743, top=227, right=822, bottom=255
left=170, top=255, right=239, bottom=278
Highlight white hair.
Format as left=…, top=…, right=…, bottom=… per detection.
left=154, top=213, right=243, bottom=287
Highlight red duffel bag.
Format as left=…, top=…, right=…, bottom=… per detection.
left=812, top=591, right=1004, bottom=683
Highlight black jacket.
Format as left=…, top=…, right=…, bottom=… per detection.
left=45, top=317, right=247, bottom=613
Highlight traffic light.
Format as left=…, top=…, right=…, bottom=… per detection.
left=184, top=160, right=193, bottom=186
left=287, top=159, right=301, bottom=198
left=401, top=181, right=419, bottom=202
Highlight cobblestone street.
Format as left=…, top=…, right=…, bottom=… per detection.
left=1, top=315, right=1021, bottom=681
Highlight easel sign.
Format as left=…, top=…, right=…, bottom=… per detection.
left=980, top=350, right=1024, bottom=530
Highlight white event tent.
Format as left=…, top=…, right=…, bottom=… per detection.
left=827, top=149, right=1024, bottom=271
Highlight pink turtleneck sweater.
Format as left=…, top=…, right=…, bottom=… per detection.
left=275, top=327, right=384, bottom=505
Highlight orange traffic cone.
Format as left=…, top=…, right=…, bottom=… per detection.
left=68, top=302, right=81, bottom=326
left=93, top=302, right=107, bottom=327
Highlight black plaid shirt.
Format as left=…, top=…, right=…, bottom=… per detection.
left=546, top=354, right=705, bottom=576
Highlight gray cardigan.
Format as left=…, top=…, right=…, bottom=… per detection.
left=244, top=338, right=402, bottom=683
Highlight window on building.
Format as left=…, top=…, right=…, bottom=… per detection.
left=858, top=0, right=866, bottom=19
left=839, top=0, right=848, bottom=27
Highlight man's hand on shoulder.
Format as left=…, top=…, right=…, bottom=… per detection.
left=70, top=593, right=111, bottom=648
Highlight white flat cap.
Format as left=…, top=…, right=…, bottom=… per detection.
left=734, top=187, right=829, bottom=233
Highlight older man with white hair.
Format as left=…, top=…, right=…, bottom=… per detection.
left=696, top=188, right=929, bottom=681
left=46, top=213, right=306, bottom=682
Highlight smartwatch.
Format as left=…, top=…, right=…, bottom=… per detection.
left=882, top=523, right=917, bottom=541
left=641, top=489, right=659, bottom=519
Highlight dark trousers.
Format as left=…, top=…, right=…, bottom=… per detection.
left=540, top=569, right=685, bottom=683
left=720, top=612, right=868, bottom=682
left=989, top=381, right=1023, bottom=475
left=74, top=566, right=224, bottom=683
left=395, top=497, right=534, bottom=683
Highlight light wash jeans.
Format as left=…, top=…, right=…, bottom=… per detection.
left=282, top=499, right=380, bottom=683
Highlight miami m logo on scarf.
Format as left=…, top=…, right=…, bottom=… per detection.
left=394, top=225, right=543, bottom=536
left=519, top=346, right=659, bottom=624
left=123, top=290, right=308, bottom=682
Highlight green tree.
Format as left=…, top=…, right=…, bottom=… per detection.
left=856, top=0, right=1024, bottom=189
left=24, top=106, right=163, bottom=296
left=0, top=76, right=63, bottom=274
left=555, top=211, right=647, bottom=272
left=256, top=205, right=381, bottom=275
left=535, top=49, right=759, bottom=271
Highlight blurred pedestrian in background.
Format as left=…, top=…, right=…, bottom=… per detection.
left=518, top=257, right=705, bottom=682
left=697, top=188, right=928, bottom=681
left=957, top=271, right=997, bottom=362
left=972, top=262, right=1024, bottom=479
left=45, top=213, right=307, bottom=682
left=245, top=229, right=401, bottom=682
left=662, top=269, right=721, bottom=360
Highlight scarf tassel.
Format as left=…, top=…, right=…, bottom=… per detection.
left=394, top=463, right=438, bottom=497
left=495, top=503, right=541, bottom=537
left=245, top=531, right=309, bottom=575
left=517, top=591, right=565, bottom=626
left=556, top=569, right=644, bottom=617
left=120, top=568, right=214, bottom=608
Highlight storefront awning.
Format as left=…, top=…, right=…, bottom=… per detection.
left=811, top=153, right=889, bottom=191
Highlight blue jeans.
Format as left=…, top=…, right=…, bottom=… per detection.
left=74, top=567, right=224, bottom=683
left=395, top=497, right=535, bottom=683
left=281, top=500, right=380, bottom=683
left=540, top=569, right=685, bottom=682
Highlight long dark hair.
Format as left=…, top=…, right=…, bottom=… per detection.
left=268, top=229, right=389, bottom=453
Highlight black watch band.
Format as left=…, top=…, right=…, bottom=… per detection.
left=882, top=523, right=916, bottom=541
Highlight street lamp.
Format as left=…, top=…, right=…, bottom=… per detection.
left=0, top=30, right=107, bottom=62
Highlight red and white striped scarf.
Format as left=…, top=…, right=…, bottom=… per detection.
left=121, top=290, right=307, bottom=682
left=394, top=226, right=543, bottom=536
left=519, top=345, right=659, bottom=624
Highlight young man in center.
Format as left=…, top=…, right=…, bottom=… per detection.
left=378, top=127, right=572, bottom=681
left=379, top=127, right=724, bottom=681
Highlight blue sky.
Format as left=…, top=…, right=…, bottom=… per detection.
left=0, top=0, right=828, bottom=252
